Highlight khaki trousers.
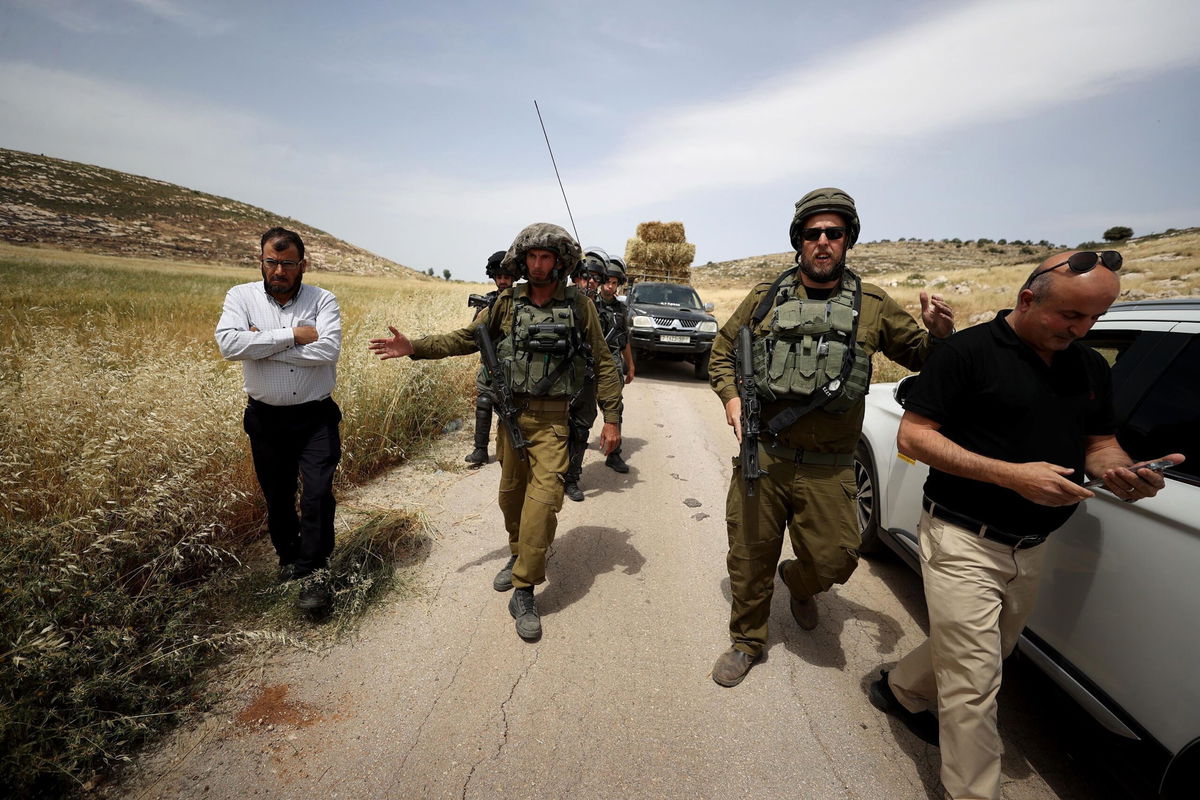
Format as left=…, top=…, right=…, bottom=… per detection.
left=724, top=452, right=860, bottom=657
left=889, top=511, right=1047, bottom=800
left=496, top=401, right=569, bottom=589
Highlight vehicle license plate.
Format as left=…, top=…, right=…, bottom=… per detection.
left=661, top=334, right=691, bottom=344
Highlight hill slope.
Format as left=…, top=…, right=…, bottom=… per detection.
left=0, top=148, right=420, bottom=276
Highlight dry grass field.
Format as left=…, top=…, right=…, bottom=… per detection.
left=0, top=242, right=490, bottom=795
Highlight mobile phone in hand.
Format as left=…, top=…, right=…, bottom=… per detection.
left=1082, top=459, right=1175, bottom=488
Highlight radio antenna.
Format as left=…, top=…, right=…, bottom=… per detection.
left=534, top=100, right=582, bottom=245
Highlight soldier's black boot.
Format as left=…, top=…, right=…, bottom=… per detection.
left=605, top=448, right=629, bottom=474
left=464, top=396, right=492, bottom=465
left=508, top=587, right=542, bottom=640
left=564, top=424, right=587, bottom=502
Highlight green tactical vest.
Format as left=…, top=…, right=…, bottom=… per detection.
left=496, top=287, right=587, bottom=397
left=751, top=269, right=872, bottom=414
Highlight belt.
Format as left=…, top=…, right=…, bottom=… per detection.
left=518, top=396, right=570, bottom=411
left=758, top=440, right=854, bottom=467
left=922, top=497, right=1046, bottom=549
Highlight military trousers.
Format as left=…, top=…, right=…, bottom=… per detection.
left=888, top=510, right=1046, bottom=800
left=724, top=448, right=859, bottom=656
left=565, top=378, right=598, bottom=483
left=496, top=398, right=570, bottom=589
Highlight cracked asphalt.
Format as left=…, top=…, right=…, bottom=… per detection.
left=126, top=359, right=1144, bottom=800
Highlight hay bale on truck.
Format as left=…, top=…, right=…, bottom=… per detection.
left=625, top=220, right=696, bottom=284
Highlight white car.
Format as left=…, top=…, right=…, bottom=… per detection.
left=854, top=299, right=1200, bottom=798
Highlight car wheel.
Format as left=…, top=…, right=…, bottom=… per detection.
left=854, top=440, right=883, bottom=554
left=694, top=349, right=710, bottom=380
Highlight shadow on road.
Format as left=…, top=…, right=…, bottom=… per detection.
left=539, top=525, right=645, bottom=616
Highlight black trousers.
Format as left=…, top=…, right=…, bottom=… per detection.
left=243, top=397, right=342, bottom=575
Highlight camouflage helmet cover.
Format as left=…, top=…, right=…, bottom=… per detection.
left=789, top=187, right=861, bottom=250
left=501, top=222, right=582, bottom=280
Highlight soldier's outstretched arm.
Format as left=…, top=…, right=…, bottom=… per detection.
left=369, top=326, right=414, bottom=360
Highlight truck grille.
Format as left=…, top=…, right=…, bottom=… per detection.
left=652, top=317, right=698, bottom=329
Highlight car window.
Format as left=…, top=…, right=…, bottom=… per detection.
left=632, top=285, right=702, bottom=308
left=1085, top=330, right=1199, bottom=482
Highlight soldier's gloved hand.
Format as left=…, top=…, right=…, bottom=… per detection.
left=724, top=397, right=743, bottom=443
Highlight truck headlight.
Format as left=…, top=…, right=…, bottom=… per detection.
left=631, top=315, right=654, bottom=329
left=698, top=321, right=718, bottom=333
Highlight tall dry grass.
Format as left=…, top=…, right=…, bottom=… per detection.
left=0, top=244, right=486, bottom=796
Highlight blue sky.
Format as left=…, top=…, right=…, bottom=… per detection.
left=2, top=0, right=1198, bottom=281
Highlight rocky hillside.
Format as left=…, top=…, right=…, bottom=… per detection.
left=0, top=148, right=422, bottom=276
left=692, top=229, right=1200, bottom=305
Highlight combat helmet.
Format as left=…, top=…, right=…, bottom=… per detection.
left=500, top=223, right=582, bottom=281
left=484, top=250, right=517, bottom=279
left=789, top=187, right=861, bottom=250
left=606, top=256, right=627, bottom=285
left=581, top=247, right=609, bottom=280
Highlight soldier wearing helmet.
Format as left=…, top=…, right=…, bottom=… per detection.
left=465, top=250, right=521, bottom=465
left=370, top=223, right=624, bottom=641
left=564, top=248, right=634, bottom=500
left=707, top=188, right=955, bottom=687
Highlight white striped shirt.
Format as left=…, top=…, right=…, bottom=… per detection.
left=215, top=281, right=341, bottom=406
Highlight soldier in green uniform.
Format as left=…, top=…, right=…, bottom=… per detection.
left=595, top=257, right=634, bottom=473
left=464, top=250, right=520, bottom=465
left=564, top=251, right=613, bottom=501
left=708, top=188, right=955, bottom=686
left=369, top=223, right=623, bottom=641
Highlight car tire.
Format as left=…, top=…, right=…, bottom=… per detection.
left=694, top=349, right=710, bottom=380
left=854, top=440, right=884, bottom=554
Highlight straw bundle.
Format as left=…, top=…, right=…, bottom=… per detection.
left=624, top=238, right=696, bottom=283
left=635, top=221, right=687, bottom=244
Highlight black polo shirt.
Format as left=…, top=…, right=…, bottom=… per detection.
left=904, top=310, right=1114, bottom=537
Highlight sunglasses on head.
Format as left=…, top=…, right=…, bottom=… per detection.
left=800, top=226, right=846, bottom=242
left=1021, top=250, right=1122, bottom=290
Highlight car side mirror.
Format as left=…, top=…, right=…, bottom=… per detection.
left=703, top=302, right=714, bottom=312
left=894, top=374, right=918, bottom=408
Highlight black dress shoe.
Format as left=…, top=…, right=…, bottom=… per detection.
left=869, top=670, right=940, bottom=746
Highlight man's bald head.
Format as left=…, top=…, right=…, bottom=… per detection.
left=1022, top=248, right=1123, bottom=304
left=1010, top=250, right=1121, bottom=360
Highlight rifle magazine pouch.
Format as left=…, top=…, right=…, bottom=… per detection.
left=752, top=337, right=777, bottom=402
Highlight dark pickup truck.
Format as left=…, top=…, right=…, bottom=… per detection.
left=625, top=282, right=718, bottom=379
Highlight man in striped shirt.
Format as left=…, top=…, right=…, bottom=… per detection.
left=215, top=227, right=342, bottom=612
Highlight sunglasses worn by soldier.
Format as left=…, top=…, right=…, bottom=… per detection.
left=800, top=226, right=846, bottom=242
left=1022, top=250, right=1122, bottom=290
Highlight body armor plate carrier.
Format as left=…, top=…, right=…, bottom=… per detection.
left=751, top=268, right=871, bottom=418
left=497, top=287, right=587, bottom=397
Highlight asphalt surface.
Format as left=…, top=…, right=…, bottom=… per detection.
left=125, top=357, right=1153, bottom=800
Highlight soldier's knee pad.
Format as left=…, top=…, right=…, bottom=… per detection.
left=476, top=393, right=493, bottom=413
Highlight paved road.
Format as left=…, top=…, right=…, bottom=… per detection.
left=127, top=358, right=1148, bottom=800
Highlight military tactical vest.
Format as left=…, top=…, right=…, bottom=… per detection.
left=497, top=287, right=587, bottom=397
left=597, top=297, right=629, bottom=353
left=751, top=269, right=871, bottom=415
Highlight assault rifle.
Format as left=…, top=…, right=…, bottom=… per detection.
left=473, top=323, right=529, bottom=461
left=467, top=293, right=491, bottom=310
left=736, top=325, right=766, bottom=495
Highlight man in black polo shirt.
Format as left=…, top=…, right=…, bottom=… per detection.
left=867, top=251, right=1183, bottom=800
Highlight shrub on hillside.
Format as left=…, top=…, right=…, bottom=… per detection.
left=1103, top=226, right=1134, bottom=242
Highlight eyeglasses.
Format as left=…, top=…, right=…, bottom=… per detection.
left=262, top=257, right=303, bottom=271
left=1021, top=250, right=1122, bottom=290
left=800, top=226, right=846, bottom=242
